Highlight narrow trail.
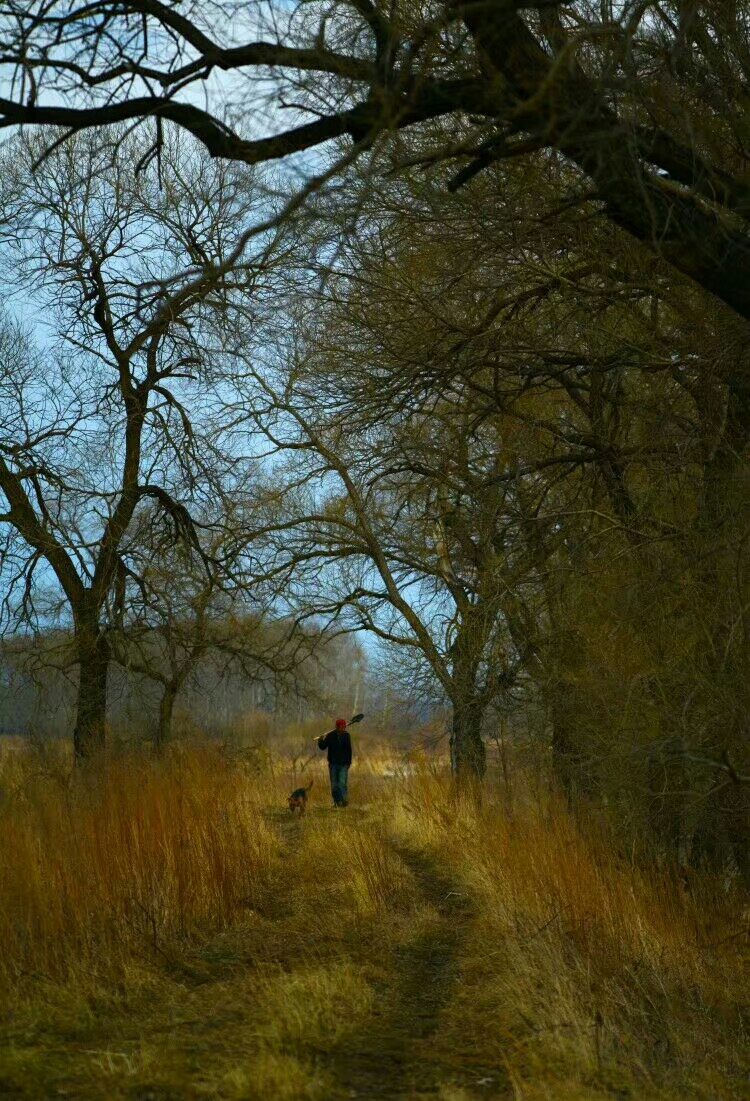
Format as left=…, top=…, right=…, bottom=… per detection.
left=268, top=796, right=503, bottom=1099
left=323, top=838, right=480, bottom=1100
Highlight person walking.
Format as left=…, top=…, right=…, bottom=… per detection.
left=317, top=717, right=353, bottom=807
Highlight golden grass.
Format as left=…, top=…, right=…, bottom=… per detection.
left=388, top=773, right=750, bottom=1098
left=0, top=740, right=747, bottom=1099
left=0, top=742, right=277, bottom=983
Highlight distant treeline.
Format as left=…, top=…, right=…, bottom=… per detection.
left=0, top=624, right=367, bottom=742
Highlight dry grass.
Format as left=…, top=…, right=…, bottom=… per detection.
left=388, top=773, right=750, bottom=1098
left=0, top=742, right=277, bottom=985
left=0, top=739, right=747, bottom=1099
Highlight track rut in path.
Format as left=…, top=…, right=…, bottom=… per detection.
left=323, top=838, right=490, bottom=1101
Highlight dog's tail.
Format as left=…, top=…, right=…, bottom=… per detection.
left=305, top=779, right=314, bottom=793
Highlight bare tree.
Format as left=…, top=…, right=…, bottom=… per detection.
left=233, top=149, right=750, bottom=877
left=233, top=335, right=550, bottom=779
left=0, top=129, right=282, bottom=759
left=112, top=504, right=335, bottom=748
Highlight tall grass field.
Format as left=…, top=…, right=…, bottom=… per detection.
left=0, top=735, right=747, bottom=1099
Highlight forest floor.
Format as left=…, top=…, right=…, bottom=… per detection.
left=0, top=741, right=748, bottom=1099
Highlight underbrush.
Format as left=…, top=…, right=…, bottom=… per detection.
left=0, top=741, right=747, bottom=1099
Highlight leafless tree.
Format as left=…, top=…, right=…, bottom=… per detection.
left=231, top=331, right=552, bottom=779
left=250, top=150, right=750, bottom=872
left=0, top=128, right=284, bottom=759
left=111, top=504, right=337, bottom=748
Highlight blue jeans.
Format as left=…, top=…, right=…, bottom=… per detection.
left=328, top=763, right=349, bottom=806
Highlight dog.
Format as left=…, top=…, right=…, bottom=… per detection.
left=288, top=780, right=313, bottom=814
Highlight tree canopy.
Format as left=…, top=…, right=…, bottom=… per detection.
left=1, top=2, right=750, bottom=317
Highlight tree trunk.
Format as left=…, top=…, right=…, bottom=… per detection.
left=449, top=696, right=486, bottom=781
left=155, top=682, right=180, bottom=752
left=549, top=678, right=595, bottom=807
left=447, top=632, right=487, bottom=781
left=73, top=625, right=110, bottom=761
left=719, top=780, right=750, bottom=889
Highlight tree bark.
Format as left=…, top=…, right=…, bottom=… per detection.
left=447, top=628, right=487, bottom=781
left=449, top=695, right=487, bottom=781
left=154, top=667, right=191, bottom=752
left=73, top=622, right=110, bottom=761
left=155, top=684, right=178, bottom=752
left=689, top=783, right=725, bottom=873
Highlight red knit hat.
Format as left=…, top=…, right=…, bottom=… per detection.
left=335, top=717, right=347, bottom=728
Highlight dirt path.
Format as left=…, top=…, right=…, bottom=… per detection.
left=322, top=839, right=482, bottom=1100
left=267, top=797, right=504, bottom=1099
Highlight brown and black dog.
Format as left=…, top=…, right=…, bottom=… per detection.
left=288, top=780, right=313, bottom=815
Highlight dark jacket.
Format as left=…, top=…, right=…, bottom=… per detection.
left=318, top=729, right=352, bottom=766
